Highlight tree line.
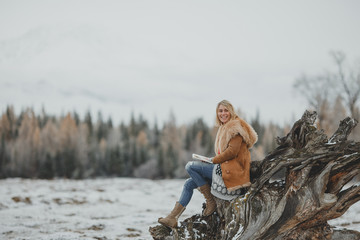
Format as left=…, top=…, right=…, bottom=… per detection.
left=0, top=101, right=357, bottom=180
left=0, top=105, right=284, bottom=179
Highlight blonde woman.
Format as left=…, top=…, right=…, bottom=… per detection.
left=158, top=100, right=258, bottom=228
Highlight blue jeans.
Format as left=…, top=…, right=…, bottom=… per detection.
left=179, top=161, right=214, bottom=207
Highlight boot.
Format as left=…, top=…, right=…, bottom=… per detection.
left=158, top=202, right=185, bottom=228
left=198, top=184, right=216, bottom=216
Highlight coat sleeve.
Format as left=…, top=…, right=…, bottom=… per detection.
left=212, top=135, right=243, bottom=164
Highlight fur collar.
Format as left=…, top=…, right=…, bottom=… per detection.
left=215, top=118, right=258, bottom=154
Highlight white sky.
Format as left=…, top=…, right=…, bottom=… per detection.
left=1, top=0, right=360, bottom=126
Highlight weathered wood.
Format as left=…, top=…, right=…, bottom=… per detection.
left=150, top=111, right=360, bottom=240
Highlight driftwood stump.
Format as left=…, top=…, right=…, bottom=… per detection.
left=150, top=111, right=360, bottom=240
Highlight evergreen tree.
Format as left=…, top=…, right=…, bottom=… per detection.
left=6, top=105, right=17, bottom=139
left=165, top=144, right=177, bottom=178
left=107, top=117, right=113, bottom=129
left=96, top=111, right=107, bottom=141
left=129, top=111, right=136, bottom=136
left=38, top=153, right=54, bottom=179
left=84, top=110, right=93, bottom=139
left=251, top=110, right=265, bottom=146
left=73, top=111, right=80, bottom=126
left=152, top=120, right=160, bottom=149
left=108, top=145, right=123, bottom=176
left=157, top=147, right=165, bottom=178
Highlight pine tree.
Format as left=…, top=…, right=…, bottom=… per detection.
left=157, top=147, right=165, bottom=178
left=251, top=110, right=265, bottom=146
left=108, top=145, right=123, bottom=176
left=84, top=110, right=93, bottom=140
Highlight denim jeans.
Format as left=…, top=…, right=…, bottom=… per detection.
left=178, top=161, right=214, bottom=207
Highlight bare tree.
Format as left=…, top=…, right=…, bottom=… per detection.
left=330, top=51, right=360, bottom=119
left=293, top=72, right=333, bottom=129
left=294, top=51, right=360, bottom=138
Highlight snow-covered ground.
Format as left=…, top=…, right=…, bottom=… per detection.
left=0, top=178, right=204, bottom=240
left=0, top=178, right=359, bottom=240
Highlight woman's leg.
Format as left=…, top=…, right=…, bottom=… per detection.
left=158, top=162, right=214, bottom=227
left=185, top=161, right=214, bottom=187
left=178, top=178, right=197, bottom=207
left=179, top=162, right=214, bottom=207
left=185, top=161, right=216, bottom=216
left=158, top=177, right=198, bottom=227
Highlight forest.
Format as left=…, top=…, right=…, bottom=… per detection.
left=0, top=105, right=269, bottom=179
left=0, top=52, right=359, bottom=180
left=0, top=99, right=357, bottom=180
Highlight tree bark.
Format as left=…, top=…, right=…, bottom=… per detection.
left=150, top=111, right=360, bottom=240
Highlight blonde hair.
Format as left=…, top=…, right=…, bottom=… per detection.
left=215, top=100, right=239, bottom=126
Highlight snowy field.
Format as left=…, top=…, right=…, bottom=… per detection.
left=0, top=178, right=359, bottom=240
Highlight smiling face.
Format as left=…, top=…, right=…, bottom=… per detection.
left=217, top=104, right=231, bottom=124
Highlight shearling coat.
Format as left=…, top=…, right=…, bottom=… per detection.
left=212, top=117, right=258, bottom=191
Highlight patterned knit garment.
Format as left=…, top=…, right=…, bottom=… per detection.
left=211, top=164, right=244, bottom=200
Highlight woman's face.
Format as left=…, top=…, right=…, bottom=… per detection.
left=217, top=105, right=231, bottom=124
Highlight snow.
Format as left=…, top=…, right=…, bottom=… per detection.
left=234, top=224, right=244, bottom=239
left=0, top=178, right=359, bottom=240
left=342, top=152, right=359, bottom=158
left=0, top=178, right=204, bottom=240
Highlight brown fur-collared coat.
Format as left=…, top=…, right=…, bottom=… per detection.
left=212, top=117, right=258, bottom=191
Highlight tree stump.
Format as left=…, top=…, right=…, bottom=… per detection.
left=149, top=111, right=360, bottom=240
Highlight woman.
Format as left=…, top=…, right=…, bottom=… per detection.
left=158, top=100, right=258, bottom=228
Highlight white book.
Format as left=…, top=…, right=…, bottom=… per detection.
left=192, top=153, right=212, bottom=164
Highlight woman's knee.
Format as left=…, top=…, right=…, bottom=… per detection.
left=184, top=178, right=197, bottom=190
left=185, top=161, right=194, bottom=173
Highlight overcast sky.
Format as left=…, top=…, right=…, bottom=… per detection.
left=1, top=0, right=360, bottom=126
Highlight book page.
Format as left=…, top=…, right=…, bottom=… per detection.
left=192, top=153, right=212, bottom=163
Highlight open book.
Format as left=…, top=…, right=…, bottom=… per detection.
left=192, top=153, right=212, bottom=164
